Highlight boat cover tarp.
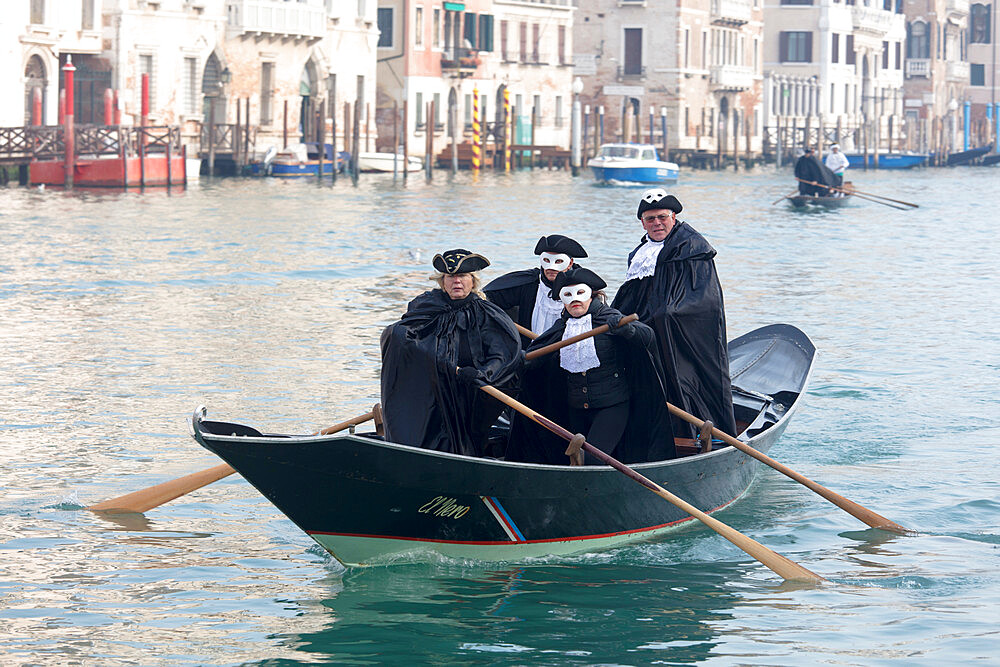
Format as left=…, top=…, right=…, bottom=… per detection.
left=505, top=303, right=676, bottom=465
left=380, top=290, right=521, bottom=457
left=611, top=223, right=738, bottom=438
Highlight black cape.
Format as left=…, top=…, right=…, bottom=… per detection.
left=484, top=268, right=552, bottom=345
left=380, top=289, right=522, bottom=457
left=505, top=301, right=676, bottom=465
left=794, top=154, right=837, bottom=195
left=611, top=223, right=737, bottom=438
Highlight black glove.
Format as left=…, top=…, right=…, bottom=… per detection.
left=604, top=312, right=623, bottom=329
left=456, top=366, right=483, bottom=386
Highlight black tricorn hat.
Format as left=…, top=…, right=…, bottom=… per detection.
left=432, top=248, right=490, bottom=274
left=551, top=267, right=607, bottom=297
left=533, top=234, right=588, bottom=258
left=636, top=188, right=683, bottom=219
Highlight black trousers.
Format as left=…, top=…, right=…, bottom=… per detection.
left=567, top=401, right=630, bottom=465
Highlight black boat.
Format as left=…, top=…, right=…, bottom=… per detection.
left=190, top=324, right=815, bottom=566
left=946, top=144, right=993, bottom=166
left=789, top=181, right=854, bottom=208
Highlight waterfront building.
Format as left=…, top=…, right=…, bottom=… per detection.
left=901, top=0, right=971, bottom=152
left=374, top=0, right=574, bottom=160
left=4, top=0, right=103, bottom=126
left=762, top=0, right=907, bottom=157
left=966, top=0, right=999, bottom=135
left=101, top=0, right=379, bottom=154
left=572, top=0, right=766, bottom=163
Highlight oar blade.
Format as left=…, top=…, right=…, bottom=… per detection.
left=87, top=463, right=236, bottom=514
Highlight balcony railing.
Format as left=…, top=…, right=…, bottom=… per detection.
left=711, top=0, right=752, bottom=25
left=441, top=47, right=481, bottom=73
left=710, top=64, right=754, bottom=90
left=851, top=6, right=894, bottom=35
left=905, top=58, right=930, bottom=77
left=617, top=65, right=647, bottom=80
left=226, top=0, right=327, bottom=40
left=946, top=60, right=970, bottom=81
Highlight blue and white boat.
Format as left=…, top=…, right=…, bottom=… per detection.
left=845, top=153, right=928, bottom=169
left=588, top=143, right=680, bottom=184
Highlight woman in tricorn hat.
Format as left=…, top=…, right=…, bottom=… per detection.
left=380, top=249, right=522, bottom=457
left=505, top=266, right=676, bottom=465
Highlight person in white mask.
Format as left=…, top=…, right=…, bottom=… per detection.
left=611, top=189, right=737, bottom=441
left=505, top=267, right=676, bottom=465
left=484, top=235, right=588, bottom=345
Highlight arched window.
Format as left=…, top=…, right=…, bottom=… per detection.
left=24, top=55, right=46, bottom=124
left=970, top=4, right=991, bottom=44
left=907, top=21, right=930, bottom=58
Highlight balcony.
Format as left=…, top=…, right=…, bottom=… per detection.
left=226, top=0, right=327, bottom=40
left=711, top=0, right=752, bottom=26
left=905, top=58, right=930, bottom=78
left=851, top=6, right=894, bottom=36
left=441, top=47, right=481, bottom=77
left=710, top=64, right=754, bottom=90
left=945, top=0, right=969, bottom=16
left=946, top=60, right=970, bottom=81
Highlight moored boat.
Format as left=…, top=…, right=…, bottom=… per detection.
left=587, top=143, right=680, bottom=184
left=190, top=323, right=815, bottom=567
left=946, top=144, right=993, bottom=166
left=845, top=153, right=928, bottom=170
left=358, top=152, right=423, bottom=173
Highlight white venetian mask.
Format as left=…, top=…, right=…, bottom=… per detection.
left=559, top=283, right=592, bottom=307
left=540, top=252, right=572, bottom=272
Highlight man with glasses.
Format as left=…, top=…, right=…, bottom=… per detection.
left=612, top=189, right=737, bottom=442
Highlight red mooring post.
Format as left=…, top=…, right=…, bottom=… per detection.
left=113, top=89, right=121, bottom=125
left=63, top=57, right=76, bottom=188
left=32, top=88, right=42, bottom=126
left=141, top=73, right=149, bottom=127
left=104, top=89, right=113, bottom=125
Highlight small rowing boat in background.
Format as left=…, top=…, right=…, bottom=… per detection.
left=190, top=323, right=814, bottom=567
left=789, top=181, right=854, bottom=208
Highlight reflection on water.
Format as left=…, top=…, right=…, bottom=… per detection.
left=2, top=168, right=999, bottom=663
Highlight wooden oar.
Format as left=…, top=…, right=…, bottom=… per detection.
left=665, top=402, right=911, bottom=535
left=524, top=314, right=638, bottom=361
left=836, top=184, right=918, bottom=208
left=87, top=410, right=375, bottom=514
left=477, top=383, right=824, bottom=583
left=794, top=178, right=910, bottom=210
left=515, top=323, right=538, bottom=340
left=771, top=189, right=800, bottom=205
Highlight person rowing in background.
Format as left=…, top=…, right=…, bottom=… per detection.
left=505, top=267, right=675, bottom=465
left=824, top=143, right=849, bottom=190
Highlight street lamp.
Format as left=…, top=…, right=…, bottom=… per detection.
left=571, top=76, right=584, bottom=176
left=219, top=67, right=232, bottom=86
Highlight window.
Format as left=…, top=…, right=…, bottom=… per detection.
left=970, top=4, right=991, bottom=44
left=82, top=0, right=94, bottom=30
left=779, top=31, right=812, bottom=62
left=415, top=7, right=423, bottom=47
left=684, top=107, right=689, bottom=136
left=895, top=41, right=901, bottom=69
left=533, top=94, right=541, bottom=119
left=464, top=12, right=477, bottom=50
left=846, top=34, right=855, bottom=64
left=701, top=30, right=708, bottom=68
left=377, top=7, right=393, bottom=48
left=479, top=15, right=494, bottom=52
left=830, top=83, right=835, bottom=113
left=844, top=83, right=849, bottom=113
left=464, top=93, right=472, bottom=126
left=882, top=41, right=889, bottom=68
left=558, top=25, right=566, bottom=64
left=780, top=0, right=813, bottom=4
left=684, top=29, right=690, bottom=68
left=555, top=96, right=563, bottom=127
left=753, top=37, right=759, bottom=70
left=519, top=22, right=527, bottom=62
left=184, top=57, right=198, bottom=115
left=261, top=62, right=274, bottom=125
left=433, top=8, right=441, bottom=47
left=416, top=92, right=424, bottom=128
left=971, top=63, right=985, bottom=85
left=501, top=20, right=509, bottom=60
left=433, top=92, right=441, bottom=129
left=30, top=0, right=44, bottom=24
left=624, top=28, right=643, bottom=74
left=532, top=23, right=540, bottom=63
left=908, top=21, right=929, bottom=58
left=832, top=32, right=839, bottom=63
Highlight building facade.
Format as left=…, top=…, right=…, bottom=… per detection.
left=573, top=0, right=765, bottom=161
left=375, top=0, right=574, bottom=159
left=763, top=0, right=907, bottom=155
left=966, top=0, right=999, bottom=130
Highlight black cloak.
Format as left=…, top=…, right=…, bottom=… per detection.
left=380, top=289, right=522, bottom=457
left=484, top=268, right=561, bottom=345
left=504, top=301, right=676, bottom=465
left=611, top=222, right=738, bottom=439
left=794, top=154, right=837, bottom=195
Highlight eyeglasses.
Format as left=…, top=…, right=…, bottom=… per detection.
left=642, top=214, right=672, bottom=224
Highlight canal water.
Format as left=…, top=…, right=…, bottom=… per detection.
left=1, top=166, right=998, bottom=664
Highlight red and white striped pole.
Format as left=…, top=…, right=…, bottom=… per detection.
left=472, top=86, right=480, bottom=173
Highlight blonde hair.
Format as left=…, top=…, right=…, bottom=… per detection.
left=431, top=271, right=485, bottom=298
